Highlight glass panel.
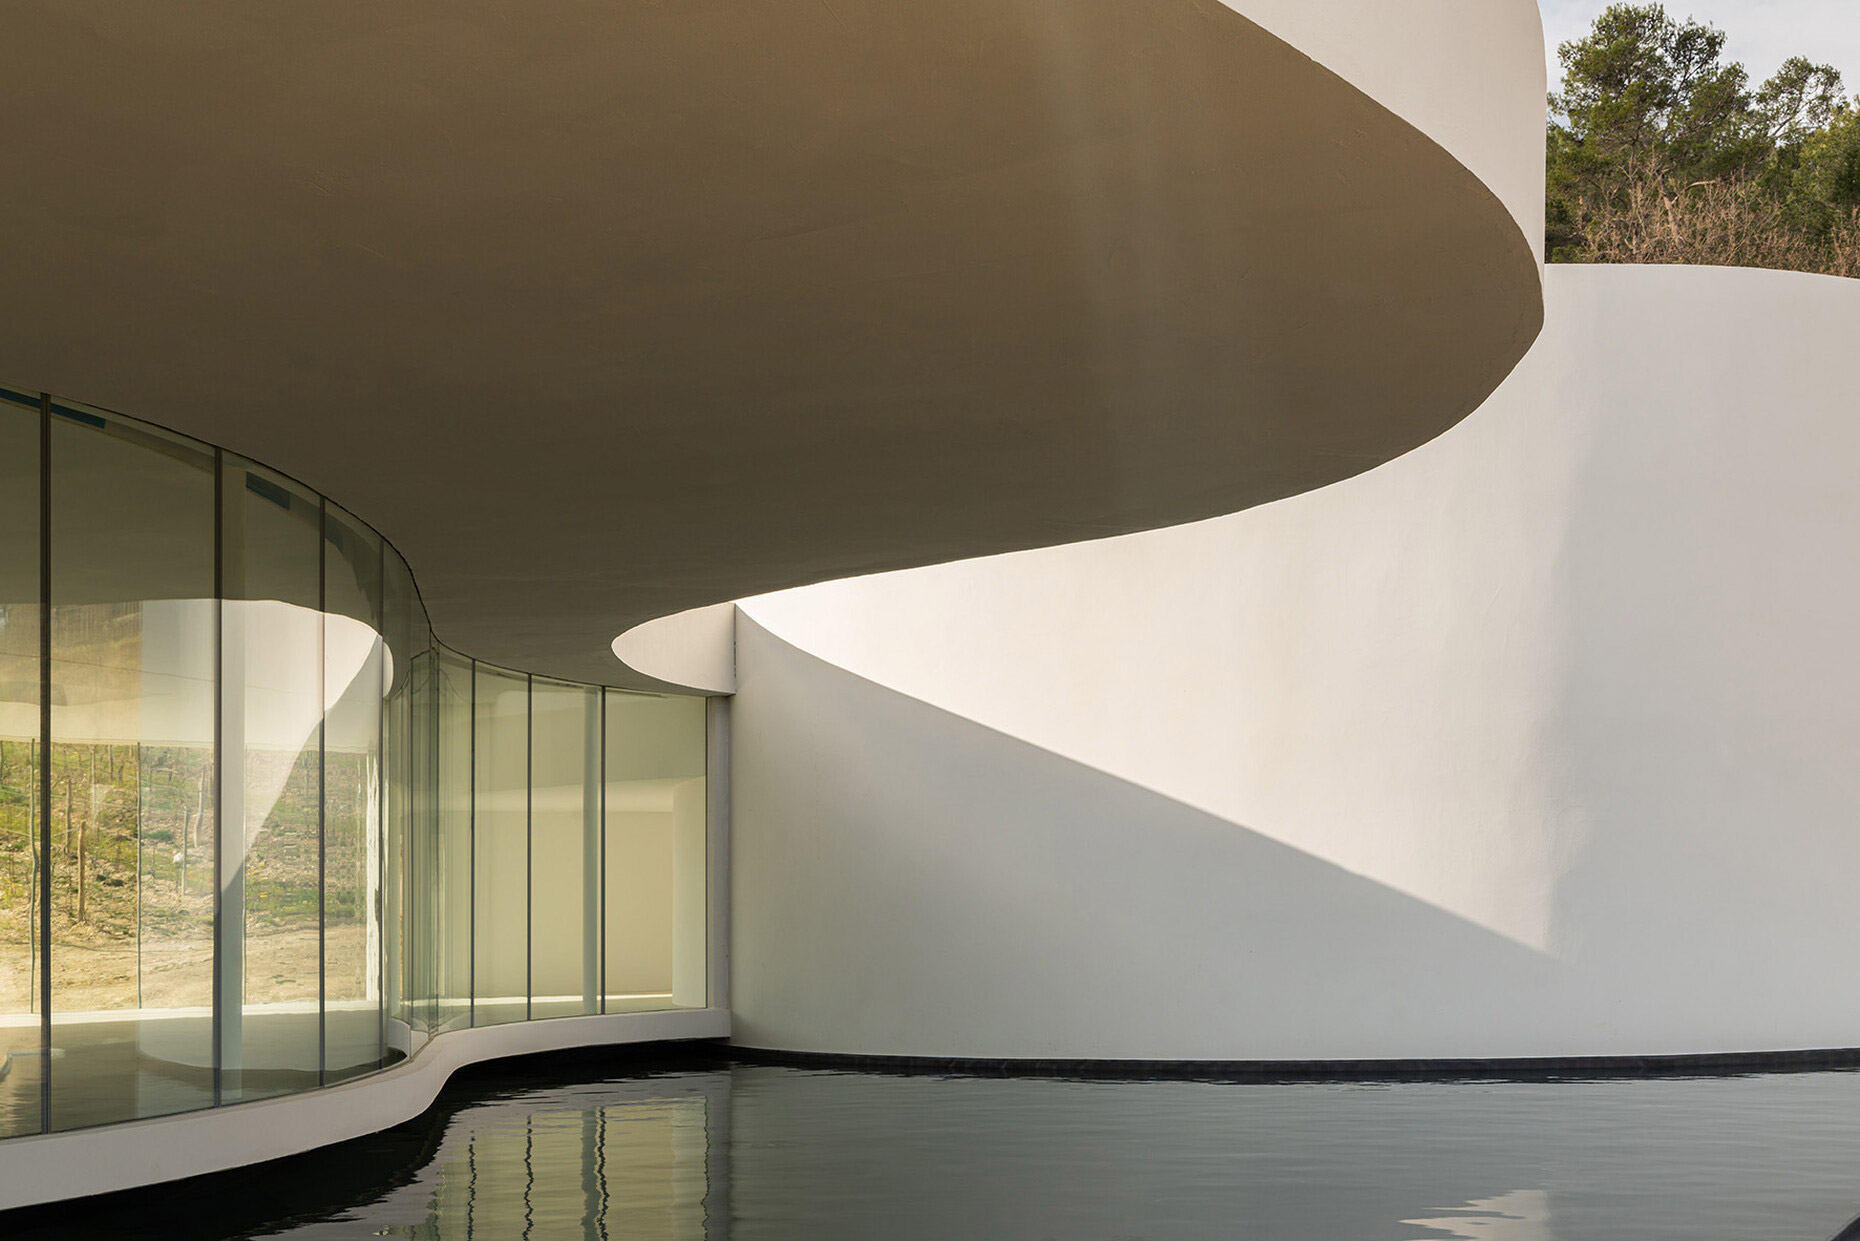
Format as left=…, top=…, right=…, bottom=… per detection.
left=322, top=503, right=383, bottom=1082
left=221, top=457, right=322, bottom=1102
left=0, top=389, right=40, bottom=1137
left=0, top=385, right=716, bottom=1144
left=530, top=679, right=597, bottom=1020
left=381, top=550, right=412, bottom=1045
left=408, top=643, right=440, bottom=1037
left=435, top=648, right=472, bottom=1034
left=472, top=665, right=528, bottom=1026
left=49, top=406, right=216, bottom=1130
left=603, top=692, right=707, bottom=1012
left=382, top=546, right=437, bottom=1043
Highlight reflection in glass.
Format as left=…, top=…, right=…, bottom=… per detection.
left=49, top=407, right=217, bottom=1130
left=435, top=649, right=472, bottom=1034
left=410, top=646, right=441, bottom=1038
left=222, top=457, right=323, bottom=1102
left=473, top=666, right=528, bottom=1026
left=0, top=384, right=713, bottom=1152
left=322, top=503, right=384, bottom=1081
left=383, top=547, right=440, bottom=1043
left=408, top=587, right=442, bottom=1039
left=0, top=390, right=39, bottom=1138
left=530, top=679, right=596, bottom=1020
left=381, top=549, right=414, bottom=1041
left=604, top=693, right=708, bottom=1011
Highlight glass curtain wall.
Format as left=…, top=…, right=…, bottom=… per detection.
left=381, top=547, right=417, bottom=1043
left=222, top=456, right=323, bottom=1102
left=604, top=693, right=708, bottom=1012
left=472, top=665, right=529, bottom=1027
left=531, top=679, right=598, bottom=1020
left=0, top=383, right=712, bottom=1141
left=322, top=503, right=385, bottom=1082
left=49, top=404, right=218, bottom=1132
left=0, top=390, right=39, bottom=1139
left=435, top=649, right=472, bottom=1036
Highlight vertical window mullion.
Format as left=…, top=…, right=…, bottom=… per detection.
left=375, top=538, right=387, bottom=1069
left=599, top=688, right=606, bottom=1016
left=525, top=673, right=533, bottom=1022
left=209, top=445, right=224, bottom=1107
left=317, top=497, right=328, bottom=1086
left=468, top=658, right=476, bottom=1027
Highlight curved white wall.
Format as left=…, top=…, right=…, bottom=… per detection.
left=1227, top=0, right=1546, bottom=259
left=732, top=264, right=1860, bottom=1061
left=614, top=602, right=738, bottom=694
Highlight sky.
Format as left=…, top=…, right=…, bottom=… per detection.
left=1540, top=0, right=1860, bottom=89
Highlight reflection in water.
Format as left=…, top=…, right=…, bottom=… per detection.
left=239, top=1065, right=1860, bottom=1240
left=392, top=1099, right=712, bottom=1240
left=1404, top=1190, right=1550, bottom=1240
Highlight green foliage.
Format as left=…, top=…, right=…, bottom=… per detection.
left=1547, top=3, right=1860, bottom=276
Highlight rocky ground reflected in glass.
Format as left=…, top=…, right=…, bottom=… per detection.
left=169, top=1062, right=1860, bottom=1240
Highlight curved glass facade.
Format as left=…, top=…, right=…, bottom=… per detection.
left=0, top=385, right=710, bottom=1138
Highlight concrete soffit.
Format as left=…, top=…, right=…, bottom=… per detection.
left=0, top=0, right=1544, bottom=687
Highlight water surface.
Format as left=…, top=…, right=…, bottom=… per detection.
left=129, top=1064, right=1860, bottom=1238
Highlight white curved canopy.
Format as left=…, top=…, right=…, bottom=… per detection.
left=1, top=0, right=1542, bottom=685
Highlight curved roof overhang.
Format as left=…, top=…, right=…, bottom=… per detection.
left=0, top=0, right=1542, bottom=686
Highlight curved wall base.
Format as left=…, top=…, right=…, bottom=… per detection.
left=721, top=1043, right=1860, bottom=1083
left=0, top=1008, right=729, bottom=1212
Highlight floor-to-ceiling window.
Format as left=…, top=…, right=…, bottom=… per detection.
left=0, top=389, right=41, bottom=1139
left=603, top=692, right=708, bottom=1012
left=0, top=382, right=714, bottom=1140
left=49, top=405, right=218, bottom=1131
left=323, top=502, right=387, bottom=1082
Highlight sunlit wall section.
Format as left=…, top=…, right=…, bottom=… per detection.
left=603, top=693, right=707, bottom=1012
left=532, top=679, right=598, bottom=1019
left=473, top=665, right=529, bottom=1025
left=49, top=406, right=217, bottom=1131
left=322, top=503, right=385, bottom=1082
left=0, top=391, right=39, bottom=1138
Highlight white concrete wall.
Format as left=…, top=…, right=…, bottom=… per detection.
left=1228, top=0, right=1546, bottom=260
left=732, top=264, right=1860, bottom=1061
left=614, top=602, right=738, bottom=695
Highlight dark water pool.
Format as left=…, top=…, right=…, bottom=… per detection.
left=44, top=1059, right=1860, bottom=1239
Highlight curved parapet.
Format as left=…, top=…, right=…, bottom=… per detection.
left=732, top=265, right=1860, bottom=1062
left=1, top=0, right=1542, bottom=686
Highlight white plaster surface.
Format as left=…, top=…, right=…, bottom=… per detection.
left=614, top=602, right=738, bottom=694
left=0, top=1007, right=728, bottom=1211
left=733, top=264, right=1860, bottom=1061
left=1229, top=0, right=1547, bottom=261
